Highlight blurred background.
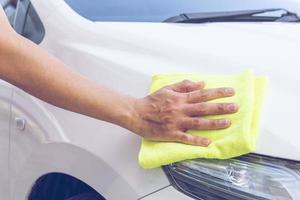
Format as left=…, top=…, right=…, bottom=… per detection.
left=1, top=0, right=16, bottom=24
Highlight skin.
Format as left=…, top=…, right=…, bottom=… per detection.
left=0, top=8, right=238, bottom=147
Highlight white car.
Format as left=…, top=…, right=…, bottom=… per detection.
left=1, top=0, right=300, bottom=199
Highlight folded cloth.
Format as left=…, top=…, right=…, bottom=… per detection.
left=138, top=71, right=267, bottom=169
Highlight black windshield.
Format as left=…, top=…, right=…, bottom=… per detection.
left=65, top=0, right=300, bottom=22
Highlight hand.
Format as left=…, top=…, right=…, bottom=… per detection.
left=131, top=80, right=239, bottom=146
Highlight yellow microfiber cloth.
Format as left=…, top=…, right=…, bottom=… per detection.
left=138, top=71, right=267, bottom=169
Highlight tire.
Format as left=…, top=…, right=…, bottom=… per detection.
left=66, top=192, right=104, bottom=200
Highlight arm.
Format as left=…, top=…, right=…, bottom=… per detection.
left=0, top=8, right=238, bottom=146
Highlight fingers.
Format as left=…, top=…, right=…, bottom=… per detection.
left=186, top=87, right=235, bottom=103
left=180, top=118, right=231, bottom=130
left=166, top=80, right=205, bottom=93
left=174, top=131, right=211, bottom=146
left=184, top=103, right=239, bottom=116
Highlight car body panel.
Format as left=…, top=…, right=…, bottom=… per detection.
left=8, top=0, right=300, bottom=199
left=140, top=186, right=194, bottom=200
left=10, top=86, right=167, bottom=200
left=40, top=0, right=300, bottom=161
left=0, top=80, right=12, bottom=200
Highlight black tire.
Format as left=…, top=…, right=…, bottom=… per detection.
left=66, top=192, right=104, bottom=200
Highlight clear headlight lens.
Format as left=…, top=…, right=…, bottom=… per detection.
left=163, top=154, right=300, bottom=200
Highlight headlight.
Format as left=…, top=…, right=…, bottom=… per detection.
left=163, top=154, right=300, bottom=200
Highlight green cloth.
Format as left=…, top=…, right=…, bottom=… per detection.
left=138, top=71, right=267, bottom=169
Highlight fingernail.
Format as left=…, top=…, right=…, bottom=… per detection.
left=225, top=88, right=234, bottom=95
left=202, top=138, right=211, bottom=146
left=227, top=104, right=238, bottom=112
left=220, top=119, right=230, bottom=126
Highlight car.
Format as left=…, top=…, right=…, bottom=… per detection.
left=1, top=0, right=300, bottom=199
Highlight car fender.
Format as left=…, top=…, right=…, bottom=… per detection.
left=9, top=87, right=138, bottom=200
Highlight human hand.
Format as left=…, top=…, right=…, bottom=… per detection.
left=131, top=80, right=238, bottom=146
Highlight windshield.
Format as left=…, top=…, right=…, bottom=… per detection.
left=65, top=0, right=300, bottom=22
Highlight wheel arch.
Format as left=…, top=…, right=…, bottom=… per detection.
left=11, top=142, right=138, bottom=200
left=27, top=172, right=105, bottom=200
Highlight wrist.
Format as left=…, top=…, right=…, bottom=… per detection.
left=115, top=96, right=142, bottom=133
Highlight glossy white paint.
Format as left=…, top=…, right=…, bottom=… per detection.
left=7, top=0, right=300, bottom=199
left=141, top=186, right=194, bottom=200
left=0, top=81, right=12, bottom=200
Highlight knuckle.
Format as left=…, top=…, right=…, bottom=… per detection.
left=195, top=137, right=204, bottom=145
left=197, top=103, right=207, bottom=114
left=161, top=116, right=174, bottom=124
left=200, top=90, right=210, bottom=101
left=210, top=120, right=218, bottom=128
left=217, top=119, right=224, bottom=127
left=191, top=137, right=200, bottom=145
left=191, top=118, right=200, bottom=127
left=179, top=134, right=189, bottom=142
left=217, top=88, right=226, bottom=96
left=179, top=118, right=188, bottom=128
left=217, top=104, right=227, bottom=112
left=182, top=79, right=192, bottom=85
left=180, top=80, right=193, bottom=91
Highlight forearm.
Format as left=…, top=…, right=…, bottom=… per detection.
left=0, top=30, right=136, bottom=129
left=0, top=8, right=239, bottom=146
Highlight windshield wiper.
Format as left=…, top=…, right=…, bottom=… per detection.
left=164, top=8, right=300, bottom=23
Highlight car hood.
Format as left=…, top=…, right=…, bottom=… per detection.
left=38, top=3, right=300, bottom=197
left=63, top=21, right=300, bottom=160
